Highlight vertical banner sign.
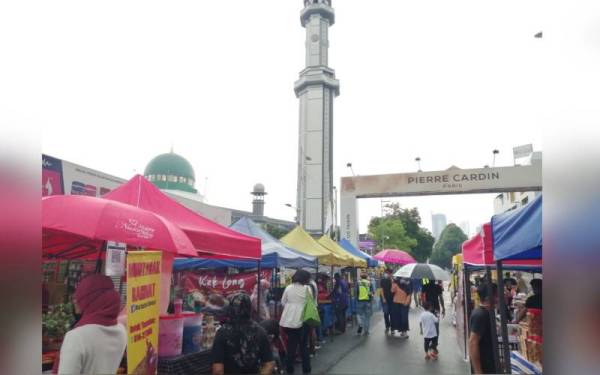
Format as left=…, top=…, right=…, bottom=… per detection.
left=127, top=251, right=161, bottom=375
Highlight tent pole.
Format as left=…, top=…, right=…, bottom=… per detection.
left=485, top=266, right=501, bottom=374
left=496, top=260, right=511, bottom=374
left=257, top=260, right=262, bottom=321
left=331, top=264, right=335, bottom=342
left=462, top=266, right=470, bottom=362
left=95, top=241, right=107, bottom=273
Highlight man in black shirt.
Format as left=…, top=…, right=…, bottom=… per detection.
left=469, top=282, right=498, bottom=374
left=525, top=279, right=542, bottom=309
left=379, top=269, right=394, bottom=334
left=212, top=293, right=274, bottom=375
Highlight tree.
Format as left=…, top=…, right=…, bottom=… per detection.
left=430, top=223, right=468, bottom=268
left=261, top=223, right=290, bottom=239
left=368, top=216, right=418, bottom=252
left=378, top=203, right=435, bottom=262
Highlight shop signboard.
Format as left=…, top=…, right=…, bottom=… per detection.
left=181, top=269, right=273, bottom=300
left=127, top=251, right=161, bottom=375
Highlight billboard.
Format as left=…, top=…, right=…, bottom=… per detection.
left=42, top=154, right=126, bottom=197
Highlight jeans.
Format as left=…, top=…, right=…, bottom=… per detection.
left=357, top=300, right=373, bottom=333
left=284, top=325, right=311, bottom=374
left=424, top=336, right=438, bottom=353
left=381, top=301, right=392, bottom=330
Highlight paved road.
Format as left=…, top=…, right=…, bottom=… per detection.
left=310, top=305, right=470, bottom=375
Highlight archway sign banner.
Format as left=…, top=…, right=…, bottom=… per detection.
left=340, top=165, right=542, bottom=248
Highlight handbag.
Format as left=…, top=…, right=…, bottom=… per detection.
left=301, top=286, right=321, bottom=327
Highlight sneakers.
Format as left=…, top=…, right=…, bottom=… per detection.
left=357, top=326, right=363, bottom=335
left=385, top=327, right=390, bottom=335
left=429, top=351, right=438, bottom=360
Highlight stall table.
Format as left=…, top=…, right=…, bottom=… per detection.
left=158, top=350, right=212, bottom=375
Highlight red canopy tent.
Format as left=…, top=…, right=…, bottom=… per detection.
left=462, top=223, right=541, bottom=269
left=103, top=175, right=261, bottom=260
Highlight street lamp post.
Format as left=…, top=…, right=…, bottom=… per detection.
left=380, top=199, right=391, bottom=250
left=285, top=203, right=300, bottom=225
left=346, top=162, right=355, bottom=176
left=492, top=149, right=500, bottom=167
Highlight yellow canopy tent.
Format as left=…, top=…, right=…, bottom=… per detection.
left=281, top=226, right=348, bottom=266
left=318, top=235, right=367, bottom=268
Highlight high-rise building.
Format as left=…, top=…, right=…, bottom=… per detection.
left=295, top=0, right=340, bottom=235
left=432, top=213, right=447, bottom=241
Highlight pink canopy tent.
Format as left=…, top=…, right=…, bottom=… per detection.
left=103, top=175, right=261, bottom=260
left=42, top=195, right=198, bottom=259
left=461, top=223, right=541, bottom=269
left=373, top=249, right=416, bottom=265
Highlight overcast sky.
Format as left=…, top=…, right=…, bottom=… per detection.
left=32, top=0, right=599, bottom=235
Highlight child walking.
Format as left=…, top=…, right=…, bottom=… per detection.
left=419, top=301, right=439, bottom=360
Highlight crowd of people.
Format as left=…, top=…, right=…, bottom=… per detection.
left=54, top=268, right=457, bottom=375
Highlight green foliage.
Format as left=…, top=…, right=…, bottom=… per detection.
left=368, top=203, right=435, bottom=262
left=430, top=223, right=468, bottom=268
left=43, top=303, right=75, bottom=338
left=368, top=216, right=417, bottom=252
left=261, top=223, right=290, bottom=239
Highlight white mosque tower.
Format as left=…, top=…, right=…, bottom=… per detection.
left=295, top=0, right=340, bottom=235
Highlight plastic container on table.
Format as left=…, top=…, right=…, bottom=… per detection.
left=181, top=312, right=204, bottom=355
left=158, top=314, right=184, bottom=357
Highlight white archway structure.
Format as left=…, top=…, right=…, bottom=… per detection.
left=340, top=164, right=542, bottom=247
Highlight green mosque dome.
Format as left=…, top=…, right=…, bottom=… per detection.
left=144, top=151, right=197, bottom=193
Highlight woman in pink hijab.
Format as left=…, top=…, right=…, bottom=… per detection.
left=55, top=274, right=127, bottom=374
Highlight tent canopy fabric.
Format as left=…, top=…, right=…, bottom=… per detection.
left=42, top=195, right=198, bottom=259
left=103, top=175, right=261, bottom=260
left=492, top=194, right=542, bottom=261
left=280, top=227, right=346, bottom=266
left=339, top=239, right=379, bottom=268
left=462, top=222, right=542, bottom=271
left=172, top=217, right=316, bottom=271
left=318, top=235, right=366, bottom=268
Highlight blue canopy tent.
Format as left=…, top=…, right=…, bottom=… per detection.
left=492, top=194, right=542, bottom=261
left=339, top=239, right=378, bottom=268
left=173, top=217, right=316, bottom=271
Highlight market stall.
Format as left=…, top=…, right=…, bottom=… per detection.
left=492, top=195, right=543, bottom=374
left=281, top=227, right=351, bottom=336
left=172, top=217, right=317, bottom=322
left=459, top=220, right=542, bottom=372
left=42, top=181, right=263, bottom=375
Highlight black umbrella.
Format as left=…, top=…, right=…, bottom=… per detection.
left=393, top=263, right=450, bottom=281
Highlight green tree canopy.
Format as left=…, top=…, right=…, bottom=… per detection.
left=368, top=217, right=418, bottom=252
left=430, top=223, right=468, bottom=268
left=261, top=223, right=290, bottom=239
left=373, top=203, right=435, bottom=262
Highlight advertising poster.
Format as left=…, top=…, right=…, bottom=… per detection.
left=105, top=241, right=127, bottom=277
left=42, top=154, right=64, bottom=196
left=181, top=269, right=273, bottom=303
left=127, top=251, right=161, bottom=375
